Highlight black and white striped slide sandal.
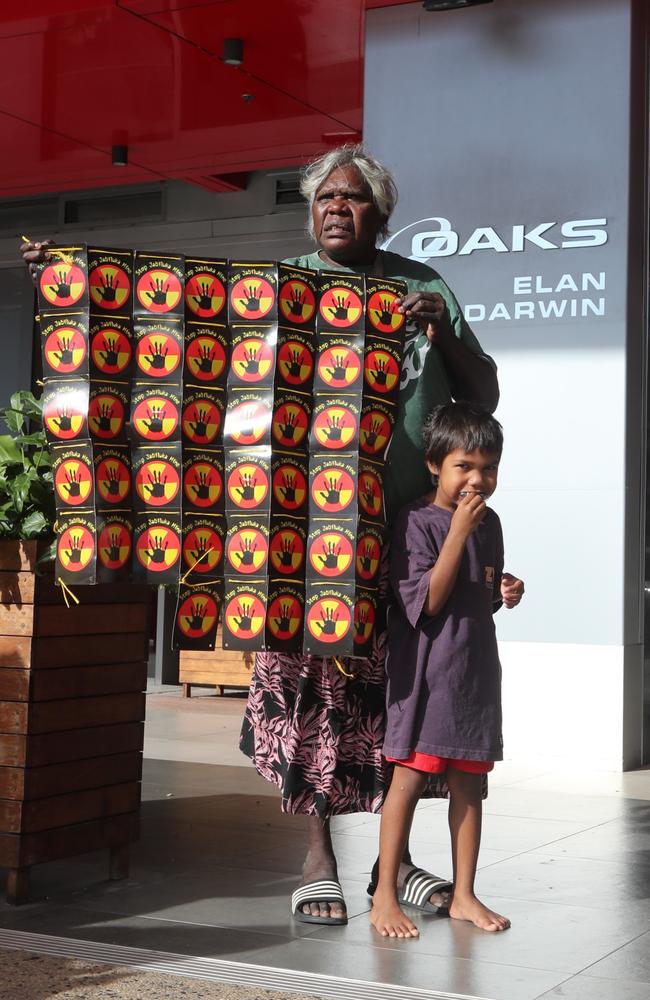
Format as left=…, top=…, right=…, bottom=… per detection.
left=367, top=867, right=452, bottom=915
left=291, top=879, right=348, bottom=925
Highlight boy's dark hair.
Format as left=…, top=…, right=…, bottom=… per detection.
left=423, top=401, right=503, bottom=467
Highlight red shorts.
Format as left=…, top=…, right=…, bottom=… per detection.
left=385, top=751, right=494, bottom=775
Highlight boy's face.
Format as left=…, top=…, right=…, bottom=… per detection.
left=427, top=447, right=500, bottom=512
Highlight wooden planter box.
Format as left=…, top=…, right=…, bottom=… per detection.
left=179, top=626, right=253, bottom=697
left=0, top=540, right=150, bottom=904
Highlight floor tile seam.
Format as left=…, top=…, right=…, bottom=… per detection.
left=531, top=971, right=576, bottom=1000
left=504, top=847, right=650, bottom=870
left=27, top=903, right=309, bottom=944
left=532, top=846, right=650, bottom=865
left=291, top=925, right=582, bottom=978
left=573, top=926, right=650, bottom=979
left=480, top=810, right=619, bottom=827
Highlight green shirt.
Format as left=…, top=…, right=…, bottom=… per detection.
left=283, top=250, right=496, bottom=523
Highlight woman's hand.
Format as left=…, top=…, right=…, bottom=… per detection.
left=501, top=572, right=524, bottom=608
left=20, top=239, right=54, bottom=286
left=397, top=291, right=451, bottom=343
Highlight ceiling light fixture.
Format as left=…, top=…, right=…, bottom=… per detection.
left=223, top=38, right=244, bottom=66
left=111, top=144, right=128, bottom=167
left=422, top=0, right=493, bottom=10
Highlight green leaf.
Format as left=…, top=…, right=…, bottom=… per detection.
left=10, top=473, right=32, bottom=514
left=20, top=510, right=50, bottom=538
left=0, top=435, right=22, bottom=464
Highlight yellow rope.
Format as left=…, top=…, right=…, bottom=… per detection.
left=179, top=546, right=214, bottom=585
left=57, top=577, right=80, bottom=608
left=333, top=657, right=354, bottom=679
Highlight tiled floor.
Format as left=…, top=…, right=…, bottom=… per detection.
left=2, top=690, right=650, bottom=1000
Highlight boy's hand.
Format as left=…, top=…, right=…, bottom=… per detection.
left=449, top=492, right=486, bottom=539
left=501, top=572, right=524, bottom=608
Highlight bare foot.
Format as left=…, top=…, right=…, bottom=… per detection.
left=370, top=859, right=451, bottom=910
left=370, top=891, right=420, bottom=938
left=449, top=893, right=510, bottom=932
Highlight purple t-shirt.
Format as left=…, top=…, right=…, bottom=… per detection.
left=384, top=497, right=504, bottom=762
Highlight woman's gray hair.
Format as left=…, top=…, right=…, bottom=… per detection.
left=300, top=145, right=398, bottom=241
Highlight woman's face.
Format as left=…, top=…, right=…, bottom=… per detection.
left=311, top=165, right=385, bottom=265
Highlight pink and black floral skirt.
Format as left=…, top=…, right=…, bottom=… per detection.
left=239, top=627, right=450, bottom=817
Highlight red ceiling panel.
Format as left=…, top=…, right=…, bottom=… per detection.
left=0, top=0, right=413, bottom=198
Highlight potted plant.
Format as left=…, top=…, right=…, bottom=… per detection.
left=0, top=390, right=150, bottom=905
left=0, top=389, right=56, bottom=572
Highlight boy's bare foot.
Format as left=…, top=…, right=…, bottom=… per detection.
left=369, top=859, right=451, bottom=910
left=370, top=892, right=420, bottom=938
left=449, top=893, right=510, bottom=932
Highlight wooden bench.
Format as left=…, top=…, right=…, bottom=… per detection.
left=179, top=627, right=253, bottom=697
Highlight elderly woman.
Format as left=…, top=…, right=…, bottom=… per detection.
left=239, top=145, right=498, bottom=924
left=20, top=146, right=498, bottom=926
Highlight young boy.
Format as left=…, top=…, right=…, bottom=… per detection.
left=370, top=401, right=524, bottom=938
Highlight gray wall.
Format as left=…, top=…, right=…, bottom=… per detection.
left=365, top=0, right=640, bottom=648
